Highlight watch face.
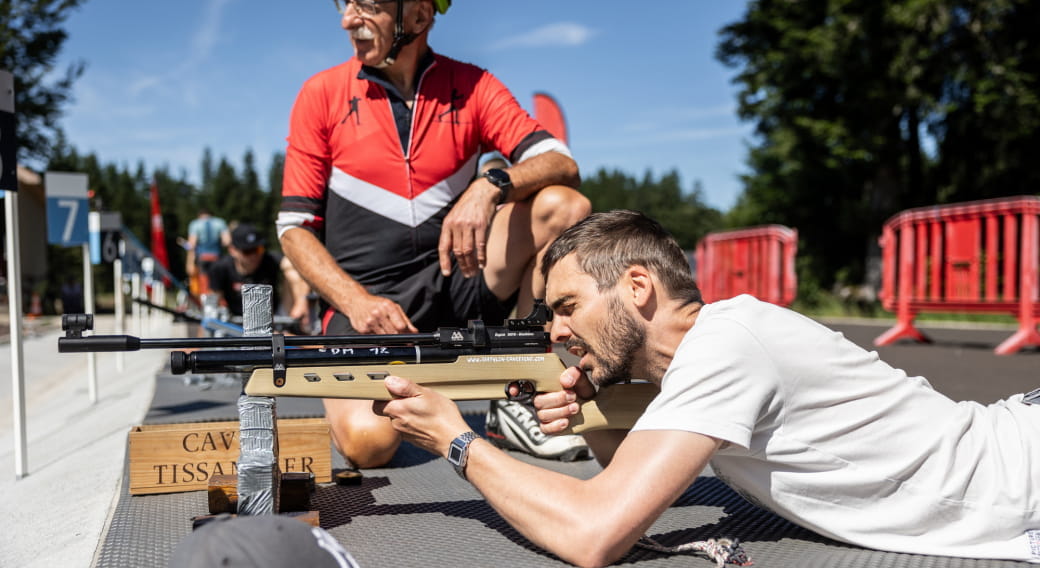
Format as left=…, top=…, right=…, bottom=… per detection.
left=448, top=442, right=464, bottom=464
left=484, top=168, right=511, bottom=188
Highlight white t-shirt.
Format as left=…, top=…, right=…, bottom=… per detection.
left=632, top=295, right=1040, bottom=562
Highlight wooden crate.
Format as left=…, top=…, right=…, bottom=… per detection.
left=128, top=418, right=331, bottom=495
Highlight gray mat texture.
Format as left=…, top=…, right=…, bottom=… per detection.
left=95, top=322, right=1038, bottom=567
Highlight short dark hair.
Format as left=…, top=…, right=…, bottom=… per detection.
left=541, top=210, right=702, bottom=305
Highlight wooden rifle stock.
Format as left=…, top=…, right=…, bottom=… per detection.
left=245, top=353, right=656, bottom=434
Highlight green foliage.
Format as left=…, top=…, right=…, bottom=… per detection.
left=717, top=0, right=1040, bottom=291
left=0, top=0, right=86, bottom=165
left=578, top=168, right=724, bottom=250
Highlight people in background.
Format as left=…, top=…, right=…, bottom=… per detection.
left=206, top=223, right=311, bottom=330
left=186, top=209, right=230, bottom=298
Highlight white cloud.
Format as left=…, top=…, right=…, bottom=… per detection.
left=128, top=75, right=163, bottom=98
left=125, top=0, right=234, bottom=101
left=492, top=22, right=596, bottom=50
left=190, top=0, right=232, bottom=62
left=676, top=103, right=738, bottom=121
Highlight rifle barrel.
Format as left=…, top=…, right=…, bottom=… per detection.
left=170, top=345, right=546, bottom=374
left=59, top=327, right=547, bottom=352
left=59, top=332, right=439, bottom=352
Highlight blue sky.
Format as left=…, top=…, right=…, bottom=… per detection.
left=53, top=0, right=754, bottom=211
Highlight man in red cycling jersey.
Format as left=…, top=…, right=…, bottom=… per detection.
left=277, top=0, right=592, bottom=468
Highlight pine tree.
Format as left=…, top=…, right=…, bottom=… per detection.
left=0, top=0, right=86, bottom=165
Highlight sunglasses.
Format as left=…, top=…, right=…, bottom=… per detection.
left=333, top=0, right=398, bottom=17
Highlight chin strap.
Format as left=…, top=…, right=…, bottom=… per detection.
left=383, top=0, right=418, bottom=66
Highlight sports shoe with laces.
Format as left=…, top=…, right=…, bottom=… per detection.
left=485, top=400, right=591, bottom=461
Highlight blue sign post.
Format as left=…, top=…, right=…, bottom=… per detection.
left=45, top=172, right=89, bottom=246
left=46, top=171, right=98, bottom=404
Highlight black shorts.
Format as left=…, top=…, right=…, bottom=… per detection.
left=322, top=261, right=518, bottom=334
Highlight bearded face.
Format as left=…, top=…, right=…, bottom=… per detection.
left=566, top=294, right=646, bottom=387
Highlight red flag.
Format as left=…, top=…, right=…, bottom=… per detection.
left=150, top=179, right=171, bottom=285
left=533, top=92, right=569, bottom=145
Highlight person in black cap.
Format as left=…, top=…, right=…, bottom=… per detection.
left=168, top=514, right=361, bottom=567
left=206, top=223, right=311, bottom=325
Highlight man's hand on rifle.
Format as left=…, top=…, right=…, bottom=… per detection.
left=534, top=366, right=598, bottom=435
left=344, top=292, right=419, bottom=335
left=374, top=376, right=471, bottom=457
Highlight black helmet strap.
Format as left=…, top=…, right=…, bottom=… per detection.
left=384, top=0, right=417, bottom=65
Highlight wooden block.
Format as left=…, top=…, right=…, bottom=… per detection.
left=208, top=472, right=315, bottom=514
left=207, top=475, right=239, bottom=514
left=283, top=510, right=321, bottom=527
left=128, top=418, right=331, bottom=495
left=191, top=511, right=320, bottom=530
left=334, top=469, right=363, bottom=486
left=279, top=472, right=314, bottom=512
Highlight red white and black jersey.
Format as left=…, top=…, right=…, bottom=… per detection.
left=277, top=52, right=568, bottom=291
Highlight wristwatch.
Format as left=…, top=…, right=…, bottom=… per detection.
left=482, top=168, right=513, bottom=204
left=446, top=431, right=480, bottom=479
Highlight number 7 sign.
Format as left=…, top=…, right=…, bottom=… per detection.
left=46, top=171, right=89, bottom=246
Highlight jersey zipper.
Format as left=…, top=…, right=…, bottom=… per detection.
left=404, top=59, right=435, bottom=257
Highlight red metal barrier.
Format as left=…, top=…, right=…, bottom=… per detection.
left=875, top=196, right=1040, bottom=355
left=695, top=225, right=798, bottom=306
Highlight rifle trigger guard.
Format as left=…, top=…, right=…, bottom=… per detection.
left=505, top=380, right=536, bottom=404
left=272, top=334, right=287, bottom=388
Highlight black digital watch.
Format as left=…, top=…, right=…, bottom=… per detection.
left=481, top=168, right=513, bottom=205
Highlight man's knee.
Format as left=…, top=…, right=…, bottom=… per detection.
left=325, top=401, right=401, bottom=468
left=530, top=185, right=591, bottom=233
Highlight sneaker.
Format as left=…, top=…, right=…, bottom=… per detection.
left=485, top=400, right=591, bottom=461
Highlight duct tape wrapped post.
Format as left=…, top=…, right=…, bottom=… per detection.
left=237, top=284, right=281, bottom=515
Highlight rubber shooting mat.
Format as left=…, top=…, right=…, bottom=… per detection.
left=94, top=374, right=1032, bottom=567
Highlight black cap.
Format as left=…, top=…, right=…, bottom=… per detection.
left=231, top=224, right=266, bottom=251
left=168, top=514, right=361, bottom=568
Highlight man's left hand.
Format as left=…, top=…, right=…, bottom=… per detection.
left=374, top=376, right=471, bottom=457
left=438, top=180, right=499, bottom=278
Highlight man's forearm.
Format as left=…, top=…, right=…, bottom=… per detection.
left=464, top=430, right=720, bottom=568
left=505, top=151, right=580, bottom=202
left=583, top=429, right=628, bottom=467
left=280, top=227, right=364, bottom=315
left=280, top=256, right=313, bottom=321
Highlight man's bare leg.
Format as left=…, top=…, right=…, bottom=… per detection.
left=323, top=398, right=401, bottom=468
left=484, top=185, right=591, bottom=314
left=479, top=185, right=593, bottom=461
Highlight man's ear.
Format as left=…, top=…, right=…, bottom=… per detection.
left=624, top=265, right=654, bottom=309
left=411, top=0, right=434, bottom=30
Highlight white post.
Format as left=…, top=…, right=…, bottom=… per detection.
left=114, top=236, right=126, bottom=368
left=113, top=257, right=124, bottom=372
left=2, top=70, right=27, bottom=478
left=81, top=242, right=97, bottom=403
left=131, top=273, right=141, bottom=335
left=5, top=191, right=28, bottom=479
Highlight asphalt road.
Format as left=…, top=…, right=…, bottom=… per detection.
left=828, top=319, right=1038, bottom=403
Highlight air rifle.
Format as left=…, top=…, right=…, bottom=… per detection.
left=58, top=302, right=656, bottom=433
